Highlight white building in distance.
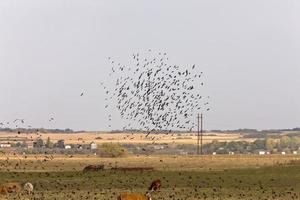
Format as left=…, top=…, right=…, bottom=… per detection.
left=0, top=143, right=11, bottom=148
left=90, top=142, right=97, bottom=150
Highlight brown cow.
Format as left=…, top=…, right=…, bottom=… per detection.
left=117, top=193, right=151, bottom=200
left=0, top=182, right=21, bottom=195
left=83, top=164, right=104, bottom=172
left=148, top=179, right=161, bottom=192
left=117, top=179, right=161, bottom=200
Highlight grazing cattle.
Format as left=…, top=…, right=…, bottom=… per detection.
left=118, top=179, right=161, bottom=200
left=117, top=193, right=151, bottom=200
left=148, top=179, right=161, bottom=191
left=0, top=182, right=21, bottom=195
left=23, top=182, right=34, bottom=195
left=83, top=164, right=104, bottom=172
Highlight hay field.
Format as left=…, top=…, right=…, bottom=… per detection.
left=0, top=154, right=300, bottom=199
left=0, top=131, right=252, bottom=145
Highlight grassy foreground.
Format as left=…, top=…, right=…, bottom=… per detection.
left=0, top=155, right=300, bottom=199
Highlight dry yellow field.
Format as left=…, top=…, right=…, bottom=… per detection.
left=0, top=131, right=253, bottom=145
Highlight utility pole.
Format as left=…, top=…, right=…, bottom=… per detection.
left=197, top=114, right=200, bottom=155
left=200, top=113, right=203, bottom=155
left=197, top=113, right=203, bottom=155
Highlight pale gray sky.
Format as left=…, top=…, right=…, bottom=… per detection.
left=0, top=0, right=299, bottom=131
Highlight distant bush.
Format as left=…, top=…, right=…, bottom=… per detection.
left=97, top=143, right=127, bottom=158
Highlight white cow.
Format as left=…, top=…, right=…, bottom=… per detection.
left=23, top=182, right=34, bottom=195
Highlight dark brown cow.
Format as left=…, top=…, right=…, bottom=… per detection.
left=148, top=179, right=161, bottom=192
left=83, top=164, right=104, bottom=172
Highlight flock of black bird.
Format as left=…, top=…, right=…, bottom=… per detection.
left=102, top=50, right=210, bottom=134
left=1, top=51, right=210, bottom=135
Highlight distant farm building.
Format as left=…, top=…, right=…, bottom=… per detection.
left=179, top=150, right=188, bottom=155
left=153, top=145, right=165, bottom=150
left=0, top=143, right=11, bottom=148
left=65, top=145, right=71, bottom=149
left=258, top=151, right=266, bottom=155
left=90, top=142, right=97, bottom=150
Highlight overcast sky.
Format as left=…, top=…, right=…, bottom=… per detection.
left=0, top=0, right=299, bottom=131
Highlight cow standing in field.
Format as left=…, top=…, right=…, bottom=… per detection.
left=117, top=179, right=161, bottom=200
left=117, top=193, right=151, bottom=200
left=0, top=182, right=21, bottom=195
left=83, top=164, right=104, bottom=172
left=23, top=182, right=34, bottom=195
left=148, top=179, right=161, bottom=192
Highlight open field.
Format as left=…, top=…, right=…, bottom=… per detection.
left=1, top=154, right=300, bottom=172
left=0, top=131, right=252, bottom=145
left=0, top=155, right=300, bottom=199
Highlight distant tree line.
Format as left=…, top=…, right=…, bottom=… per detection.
left=1, top=127, right=299, bottom=134
left=0, top=128, right=76, bottom=133
left=211, top=128, right=300, bottom=134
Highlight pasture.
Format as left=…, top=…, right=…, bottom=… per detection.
left=0, top=155, right=300, bottom=199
